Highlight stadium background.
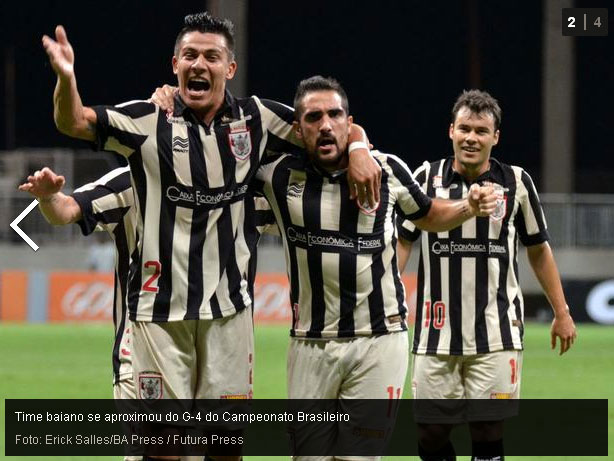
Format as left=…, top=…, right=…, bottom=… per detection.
left=0, top=0, right=612, bottom=459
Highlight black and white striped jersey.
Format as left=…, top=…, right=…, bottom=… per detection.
left=71, top=167, right=275, bottom=383
left=255, top=150, right=432, bottom=338
left=92, top=91, right=299, bottom=322
left=398, top=157, right=550, bottom=355
left=71, top=166, right=135, bottom=385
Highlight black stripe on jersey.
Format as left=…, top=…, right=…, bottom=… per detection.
left=337, top=180, right=358, bottom=337
left=366, top=167, right=389, bottom=333
left=518, top=171, right=550, bottom=246
left=152, top=110, right=176, bottom=321
left=495, top=164, right=517, bottom=349
left=185, top=123, right=209, bottom=319
left=271, top=159, right=300, bottom=335
left=512, top=243, right=524, bottom=341
left=413, top=245, right=426, bottom=352
left=390, top=230, right=408, bottom=329
left=213, top=122, right=249, bottom=316
left=447, top=178, right=464, bottom=355
left=127, top=152, right=146, bottom=321
left=474, top=214, right=490, bottom=353
left=111, top=220, right=130, bottom=384
left=243, top=197, right=259, bottom=302
left=261, top=99, right=295, bottom=125
left=424, top=162, right=444, bottom=354
left=303, top=173, right=325, bottom=338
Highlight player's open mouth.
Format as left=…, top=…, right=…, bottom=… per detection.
left=317, top=138, right=336, bottom=153
left=187, top=79, right=211, bottom=96
left=462, top=146, right=479, bottom=153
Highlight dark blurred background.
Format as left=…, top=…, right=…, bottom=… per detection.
left=0, top=0, right=611, bottom=191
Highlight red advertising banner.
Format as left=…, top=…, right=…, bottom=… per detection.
left=48, top=272, right=114, bottom=322
left=0, top=271, right=28, bottom=322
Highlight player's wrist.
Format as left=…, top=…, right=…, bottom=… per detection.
left=348, top=141, right=369, bottom=154
left=37, top=194, right=56, bottom=203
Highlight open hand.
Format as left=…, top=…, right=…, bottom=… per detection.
left=42, top=25, right=75, bottom=80
left=18, top=167, right=66, bottom=199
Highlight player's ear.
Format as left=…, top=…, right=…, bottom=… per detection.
left=293, top=121, right=302, bottom=139
left=172, top=56, right=178, bottom=75
left=226, top=61, right=237, bottom=80
left=493, top=129, right=500, bottom=145
left=347, top=115, right=353, bottom=129
left=449, top=123, right=454, bottom=140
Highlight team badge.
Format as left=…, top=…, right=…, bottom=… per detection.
left=228, top=128, right=252, bottom=160
left=490, top=186, right=507, bottom=221
left=139, top=372, right=163, bottom=400
left=432, top=175, right=443, bottom=188
left=357, top=198, right=380, bottom=216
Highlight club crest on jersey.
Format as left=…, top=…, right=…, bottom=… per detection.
left=139, top=372, right=162, bottom=400
left=228, top=128, right=252, bottom=160
left=491, top=186, right=507, bottom=221
left=432, top=175, right=443, bottom=188
left=357, top=198, right=380, bottom=216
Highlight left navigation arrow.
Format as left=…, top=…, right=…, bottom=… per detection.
left=10, top=199, right=40, bottom=251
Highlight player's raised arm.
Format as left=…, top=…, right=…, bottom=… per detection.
left=18, top=167, right=82, bottom=225
left=346, top=124, right=381, bottom=207
left=42, top=25, right=97, bottom=141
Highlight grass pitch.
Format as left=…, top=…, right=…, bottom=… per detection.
left=1, top=322, right=611, bottom=460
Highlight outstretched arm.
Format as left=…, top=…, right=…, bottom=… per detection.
left=412, top=184, right=496, bottom=232
left=526, top=242, right=577, bottom=355
left=42, top=25, right=97, bottom=141
left=18, top=167, right=82, bottom=225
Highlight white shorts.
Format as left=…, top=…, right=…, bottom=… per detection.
left=411, top=350, right=522, bottom=423
left=132, top=308, right=254, bottom=400
left=288, top=332, right=409, bottom=461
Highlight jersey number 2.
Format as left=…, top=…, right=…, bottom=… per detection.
left=142, top=260, right=161, bottom=293
left=424, top=301, right=446, bottom=329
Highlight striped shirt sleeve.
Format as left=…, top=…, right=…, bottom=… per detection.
left=515, top=167, right=550, bottom=246
left=258, top=98, right=304, bottom=153
left=397, top=161, right=430, bottom=242
left=91, top=101, right=157, bottom=157
left=71, top=167, right=133, bottom=236
left=383, top=154, right=432, bottom=221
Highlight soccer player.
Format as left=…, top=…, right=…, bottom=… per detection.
left=18, top=166, right=274, bottom=461
left=42, top=12, right=377, bottom=461
left=252, top=76, right=497, bottom=460
left=396, top=89, right=577, bottom=461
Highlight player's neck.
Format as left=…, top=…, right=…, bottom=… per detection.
left=453, top=159, right=490, bottom=182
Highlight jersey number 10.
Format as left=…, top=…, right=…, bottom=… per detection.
left=423, top=300, right=446, bottom=329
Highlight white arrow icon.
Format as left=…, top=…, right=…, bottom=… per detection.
left=10, top=199, right=39, bottom=251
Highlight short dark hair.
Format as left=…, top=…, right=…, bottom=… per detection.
left=452, top=89, right=502, bottom=131
left=293, top=75, right=349, bottom=120
left=174, top=12, right=235, bottom=60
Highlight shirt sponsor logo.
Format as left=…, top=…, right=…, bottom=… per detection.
left=285, top=227, right=383, bottom=252
left=431, top=240, right=508, bottom=256
left=172, top=136, right=189, bottom=154
left=166, top=184, right=248, bottom=206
